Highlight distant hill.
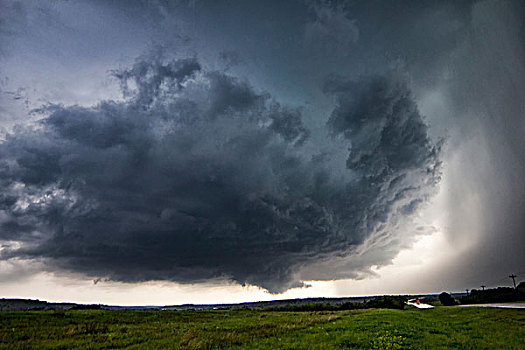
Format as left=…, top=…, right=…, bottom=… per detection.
left=0, top=299, right=77, bottom=311
left=1, top=294, right=441, bottom=311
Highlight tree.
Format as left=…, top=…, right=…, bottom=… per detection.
left=439, top=292, right=457, bottom=306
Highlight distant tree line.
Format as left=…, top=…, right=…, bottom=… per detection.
left=439, top=282, right=524, bottom=306
left=459, top=286, right=524, bottom=304
left=264, top=296, right=406, bottom=311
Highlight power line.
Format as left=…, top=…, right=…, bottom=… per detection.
left=484, top=275, right=509, bottom=287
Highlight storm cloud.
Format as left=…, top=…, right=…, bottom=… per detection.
left=0, top=53, right=440, bottom=292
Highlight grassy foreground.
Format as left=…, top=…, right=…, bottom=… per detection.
left=1, top=307, right=523, bottom=349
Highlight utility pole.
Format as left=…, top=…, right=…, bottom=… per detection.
left=481, top=285, right=486, bottom=291
left=509, top=274, right=517, bottom=289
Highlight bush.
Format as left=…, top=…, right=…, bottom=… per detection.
left=439, top=292, right=457, bottom=306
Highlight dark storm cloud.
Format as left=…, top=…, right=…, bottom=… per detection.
left=304, top=1, right=358, bottom=57
left=0, top=54, right=441, bottom=292
left=326, top=75, right=441, bottom=187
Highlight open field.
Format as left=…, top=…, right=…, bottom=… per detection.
left=1, top=307, right=524, bottom=349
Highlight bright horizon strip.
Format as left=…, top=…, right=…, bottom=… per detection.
left=0, top=227, right=461, bottom=306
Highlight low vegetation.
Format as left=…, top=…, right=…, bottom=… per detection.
left=1, top=306, right=524, bottom=349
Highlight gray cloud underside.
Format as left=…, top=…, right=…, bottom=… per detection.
left=0, top=54, right=441, bottom=293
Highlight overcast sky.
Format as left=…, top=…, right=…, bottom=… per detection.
left=0, top=0, right=523, bottom=305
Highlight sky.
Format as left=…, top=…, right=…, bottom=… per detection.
left=0, top=0, right=524, bottom=305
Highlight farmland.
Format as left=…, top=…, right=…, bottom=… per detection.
left=1, top=307, right=523, bottom=349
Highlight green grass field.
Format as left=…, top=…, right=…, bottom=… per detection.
left=1, top=307, right=523, bottom=349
